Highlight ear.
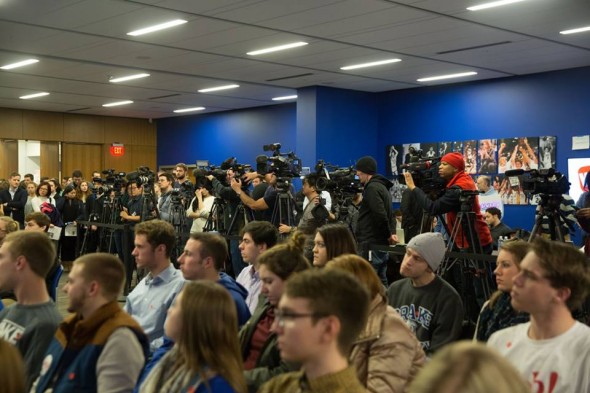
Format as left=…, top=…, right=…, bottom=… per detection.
left=555, top=287, right=571, bottom=305
left=14, top=255, right=27, bottom=271
left=155, top=244, right=166, bottom=255
left=319, top=315, right=342, bottom=346
left=87, top=281, right=100, bottom=297
left=258, top=243, right=268, bottom=253
left=202, top=256, right=214, bottom=269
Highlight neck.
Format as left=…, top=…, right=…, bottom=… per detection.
left=149, top=260, right=170, bottom=277
left=303, top=349, right=349, bottom=380
left=82, top=298, right=109, bottom=320
left=528, top=307, right=576, bottom=340
left=411, top=272, right=436, bottom=287
left=307, top=192, right=319, bottom=202
left=14, top=277, right=51, bottom=305
left=203, top=269, right=220, bottom=282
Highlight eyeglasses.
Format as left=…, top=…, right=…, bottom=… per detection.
left=275, top=309, right=328, bottom=328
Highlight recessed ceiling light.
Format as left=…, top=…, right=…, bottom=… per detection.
left=272, top=95, right=298, bottom=101
left=198, top=84, right=239, bottom=93
left=467, top=0, right=528, bottom=11
left=560, top=26, right=590, bottom=35
left=127, top=19, right=187, bottom=36
left=102, top=100, right=133, bottom=107
left=417, top=72, right=478, bottom=82
left=247, top=42, right=308, bottom=56
left=19, top=92, right=49, bottom=99
left=109, top=73, right=150, bottom=83
left=340, top=59, right=401, bottom=71
left=1, top=59, right=39, bottom=70
left=173, top=107, right=206, bottom=113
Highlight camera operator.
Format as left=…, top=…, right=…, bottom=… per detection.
left=278, top=173, right=328, bottom=259
left=206, top=168, right=249, bottom=276
left=355, top=156, right=397, bottom=286
left=173, top=163, right=195, bottom=236
left=403, top=152, right=492, bottom=253
left=250, top=174, right=268, bottom=221
left=157, top=172, right=175, bottom=222
left=119, top=179, right=144, bottom=290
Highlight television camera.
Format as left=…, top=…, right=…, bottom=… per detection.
left=256, top=143, right=302, bottom=191
left=398, top=150, right=446, bottom=195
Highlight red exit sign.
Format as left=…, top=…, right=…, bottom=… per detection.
left=110, top=143, right=125, bottom=157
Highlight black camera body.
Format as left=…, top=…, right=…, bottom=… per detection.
left=126, top=166, right=155, bottom=187
left=99, top=169, right=126, bottom=194
left=399, top=157, right=446, bottom=194
left=521, top=168, right=570, bottom=195
left=256, top=144, right=302, bottom=181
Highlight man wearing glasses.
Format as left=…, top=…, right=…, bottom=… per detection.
left=259, top=269, right=370, bottom=393
left=488, top=238, right=590, bottom=392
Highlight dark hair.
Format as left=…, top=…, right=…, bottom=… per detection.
left=258, top=231, right=310, bottom=279
left=189, top=232, right=228, bottom=271
left=530, top=237, right=590, bottom=311
left=134, top=220, right=176, bottom=258
left=25, top=212, right=51, bottom=229
left=175, top=163, right=188, bottom=172
left=285, top=269, right=370, bottom=356
left=71, top=170, right=83, bottom=178
left=485, top=207, right=502, bottom=220
left=303, top=173, right=320, bottom=189
left=36, top=181, right=50, bottom=196
left=159, top=172, right=174, bottom=183
left=240, top=221, right=278, bottom=248
left=317, top=224, right=357, bottom=261
left=24, top=173, right=34, bottom=181
left=9, top=172, right=20, bottom=179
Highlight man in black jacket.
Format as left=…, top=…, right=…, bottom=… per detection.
left=0, top=172, right=28, bottom=228
left=355, top=156, right=397, bottom=285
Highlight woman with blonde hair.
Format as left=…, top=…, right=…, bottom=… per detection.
left=0, top=339, right=26, bottom=393
left=140, top=281, right=246, bottom=393
left=408, top=341, right=530, bottom=393
left=239, top=231, right=311, bottom=392
left=328, top=254, right=425, bottom=393
left=474, top=239, right=530, bottom=342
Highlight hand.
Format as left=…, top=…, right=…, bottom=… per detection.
left=403, top=172, right=416, bottom=190
left=195, top=188, right=203, bottom=198
left=278, top=224, right=292, bottom=234
left=243, top=172, right=259, bottom=182
left=389, top=234, right=399, bottom=244
left=230, top=178, right=242, bottom=192
left=576, top=208, right=590, bottom=218
left=206, top=175, right=214, bottom=181
left=312, top=196, right=322, bottom=205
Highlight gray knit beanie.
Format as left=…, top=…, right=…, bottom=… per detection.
left=406, top=232, right=446, bottom=272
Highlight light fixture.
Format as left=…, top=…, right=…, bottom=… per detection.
left=102, top=100, right=133, bottom=107
left=340, top=59, right=401, bottom=71
left=560, top=26, right=590, bottom=35
left=272, top=95, right=297, bottom=101
left=247, top=42, right=308, bottom=56
left=173, top=107, right=206, bottom=113
left=417, top=72, right=478, bottom=82
left=19, top=92, right=49, bottom=99
left=127, top=19, right=187, bottom=36
left=467, top=0, right=528, bottom=11
left=198, top=84, right=239, bottom=93
left=1, top=59, right=39, bottom=70
left=109, top=73, right=150, bottom=83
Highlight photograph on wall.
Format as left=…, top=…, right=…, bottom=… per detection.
left=498, top=136, right=540, bottom=173
left=475, top=174, right=504, bottom=215
left=492, top=174, right=504, bottom=193
left=463, top=140, right=477, bottom=174
left=478, top=139, right=498, bottom=174
left=499, top=173, right=530, bottom=205
left=403, top=143, right=421, bottom=164
left=386, top=144, right=404, bottom=176
left=539, top=136, right=556, bottom=170
left=421, top=142, right=438, bottom=159
left=390, top=177, right=404, bottom=203
left=452, top=140, right=463, bottom=153
left=439, top=141, right=452, bottom=156
left=568, top=157, right=590, bottom=205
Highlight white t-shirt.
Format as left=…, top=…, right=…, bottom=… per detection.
left=488, top=321, right=590, bottom=393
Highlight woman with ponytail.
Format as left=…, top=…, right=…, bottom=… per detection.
left=239, top=231, right=311, bottom=393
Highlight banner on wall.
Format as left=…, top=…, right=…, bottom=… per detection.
left=568, top=158, right=590, bottom=204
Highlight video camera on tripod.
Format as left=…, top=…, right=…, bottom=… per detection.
left=505, top=168, right=570, bottom=196
left=126, top=166, right=156, bottom=188
left=398, top=150, right=446, bottom=195
left=314, top=160, right=362, bottom=220
left=256, top=143, right=302, bottom=191
left=95, top=169, right=126, bottom=195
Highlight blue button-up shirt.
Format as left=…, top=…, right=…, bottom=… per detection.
left=124, top=263, right=185, bottom=352
left=236, top=265, right=261, bottom=314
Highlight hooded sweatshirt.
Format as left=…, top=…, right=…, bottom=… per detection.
left=356, top=174, right=395, bottom=245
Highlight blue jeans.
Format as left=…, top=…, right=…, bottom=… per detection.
left=359, top=241, right=389, bottom=286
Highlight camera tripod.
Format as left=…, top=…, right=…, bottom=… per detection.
left=168, top=198, right=187, bottom=265
left=529, top=194, right=568, bottom=242
left=271, top=189, right=297, bottom=234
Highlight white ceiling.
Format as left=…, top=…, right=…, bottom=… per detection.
left=0, top=0, right=589, bottom=119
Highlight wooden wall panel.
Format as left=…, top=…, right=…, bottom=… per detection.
left=63, top=114, right=104, bottom=143
left=130, top=145, right=157, bottom=170
left=23, top=110, right=64, bottom=141
left=131, top=120, right=157, bottom=146
left=40, top=142, right=60, bottom=179
left=0, top=140, right=19, bottom=178
left=103, top=144, right=136, bottom=174
left=104, top=117, right=135, bottom=144
left=0, top=108, right=23, bottom=139
left=62, top=143, right=103, bottom=181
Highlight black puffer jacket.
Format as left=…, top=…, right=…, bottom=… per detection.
left=356, top=174, right=395, bottom=245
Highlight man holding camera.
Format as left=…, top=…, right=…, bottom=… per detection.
left=403, top=152, right=492, bottom=253
left=120, top=179, right=144, bottom=291
left=355, top=156, right=397, bottom=286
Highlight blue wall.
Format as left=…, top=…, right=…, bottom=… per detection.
left=157, top=103, right=296, bottom=168
left=377, top=66, right=590, bottom=238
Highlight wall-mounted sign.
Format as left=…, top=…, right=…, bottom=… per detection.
left=110, top=143, right=125, bottom=157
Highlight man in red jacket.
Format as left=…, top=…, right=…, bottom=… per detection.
left=403, top=152, right=492, bottom=254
